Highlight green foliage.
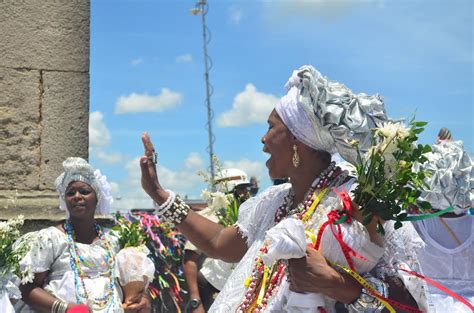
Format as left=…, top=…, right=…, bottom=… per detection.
left=112, top=213, right=148, bottom=249
left=352, top=120, right=433, bottom=234
left=0, top=215, right=30, bottom=279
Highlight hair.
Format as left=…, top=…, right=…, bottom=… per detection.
left=312, top=149, right=332, bottom=167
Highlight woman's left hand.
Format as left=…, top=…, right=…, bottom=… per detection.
left=288, top=247, right=342, bottom=293
left=123, top=294, right=152, bottom=313
left=288, top=247, right=361, bottom=304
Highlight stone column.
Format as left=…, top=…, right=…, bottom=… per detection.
left=0, top=0, right=90, bottom=221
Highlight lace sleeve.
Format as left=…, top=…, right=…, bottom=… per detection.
left=380, top=221, right=430, bottom=312
left=19, top=227, right=63, bottom=274
left=235, top=184, right=291, bottom=247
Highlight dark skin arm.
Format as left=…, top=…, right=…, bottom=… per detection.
left=381, top=276, right=418, bottom=312
left=123, top=294, right=152, bottom=313
left=183, top=250, right=205, bottom=313
left=19, top=272, right=87, bottom=312
left=140, top=133, right=248, bottom=263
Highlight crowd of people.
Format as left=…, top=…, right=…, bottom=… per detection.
left=1, top=65, right=472, bottom=313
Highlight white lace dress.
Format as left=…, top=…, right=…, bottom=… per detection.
left=15, top=226, right=124, bottom=313
left=210, top=182, right=384, bottom=313
left=413, top=216, right=474, bottom=313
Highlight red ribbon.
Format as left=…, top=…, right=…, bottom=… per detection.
left=314, top=187, right=367, bottom=271
left=399, top=267, right=474, bottom=311
left=332, top=186, right=354, bottom=224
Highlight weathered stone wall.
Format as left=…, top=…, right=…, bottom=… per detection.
left=0, top=0, right=90, bottom=221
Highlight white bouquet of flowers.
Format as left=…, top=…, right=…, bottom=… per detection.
left=0, top=215, right=33, bottom=312
left=352, top=120, right=433, bottom=233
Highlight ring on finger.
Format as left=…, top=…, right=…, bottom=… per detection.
left=148, top=152, right=158, bottom=164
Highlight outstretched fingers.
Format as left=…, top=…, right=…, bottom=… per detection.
left=141, top=132, right=155, bottom=156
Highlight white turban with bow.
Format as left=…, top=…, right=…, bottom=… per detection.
left=275, top=65, right=388, bottom=164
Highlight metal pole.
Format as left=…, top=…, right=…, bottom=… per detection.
left=199, top=0, right=216, bottom=190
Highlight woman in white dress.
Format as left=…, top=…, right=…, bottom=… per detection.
left=413, top=138, right=474, bottom=312
left=140, top=65, right=422, bottom=312
left=16, top=157, right=151, bottom=313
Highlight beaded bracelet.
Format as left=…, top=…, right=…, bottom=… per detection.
left=161, top=195, right=190, bottom=225
left=153, top=189, right=176, bottom=215
left=346, top=273, right=388, bottom=312
left=51, top=300, right=68, bottom=313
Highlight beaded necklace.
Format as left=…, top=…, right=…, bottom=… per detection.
left=273, top=162, right=338, bottom=224
left=238, top=163, right=347, bottom=313
left=65, top=220, right=116, bottom=311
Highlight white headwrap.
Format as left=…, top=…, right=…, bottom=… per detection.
left=54, top=157, right=113, bottom=215
left=275, top=65, right=388, bottom=164
left=417, top=140, right=473, bottom=214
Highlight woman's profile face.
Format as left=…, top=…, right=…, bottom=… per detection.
left=261, top=109, right=294, bottom=180
left=65, top=181, right=97, bottom=220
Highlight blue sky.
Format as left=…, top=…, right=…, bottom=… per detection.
left=89, top=0, right=473, bottom=211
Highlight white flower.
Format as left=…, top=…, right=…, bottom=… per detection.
left=201, top=189, right=212, bottom=202
left=226, top=193, right=235, bottom=203
left=396, top=126, right=410, bottom=139
left=376, top=122, right=410, bottom=140
left=210, top=191, right=230, bottom=210
left=384, top=154, right=397, bottom=180
left=379, top=138, right=397, bottom=155
left=20, top=266, right=34, bottom=285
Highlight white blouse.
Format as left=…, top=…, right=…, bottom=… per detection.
left=414, top=216, right=474, bottom=313
left=15, top=226, right=124, bottom=313
left=210, top=182, right=384, bottom=313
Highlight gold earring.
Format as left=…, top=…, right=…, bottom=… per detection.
left=292, top=144, right=300, bottom=168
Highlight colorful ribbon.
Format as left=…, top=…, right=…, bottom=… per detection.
left=399, top=267, right=474, bottom=311
left=313, top=188, right=368, bottom=271
left=402, top=206, right=454, bottom=221
left=329, top=261, right=424, bottom=313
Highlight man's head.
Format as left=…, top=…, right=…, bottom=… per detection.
left=215, top=168, right=251, bottom=203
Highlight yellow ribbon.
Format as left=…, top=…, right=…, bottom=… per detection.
left=257, top=266, right=270, bottom=305
left=327, top=260, right=396, bottom=313
left=302, top=187, right=329, bottom=222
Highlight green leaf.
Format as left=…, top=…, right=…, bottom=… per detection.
left=394, top=221, right=403, bottom=229
left=418, top=201, right=432, bottom=211
left=413, top=121, right=428, bottom=127
left=422, top=145, right=432, bottom=153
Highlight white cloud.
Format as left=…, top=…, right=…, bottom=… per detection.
left=94, top=150, right=123, bottom=165
left=131, top=58, right=143, bottom=66
left=217, top=84, right=279, bottom=127
left=89, top=111, right=124, bottom=165
left=262, top=0, right=380, bottom=21
left=89, top=111, right=111, bottom=147
left=112, top=153, right=207, bottom=211
left=110, top=182, right=120, bottom=196
left=185, top=152, right=205, bottom=169
left=176, top=54, right=193, bottom=63
left=114, top=88, right=183, bottom=114
left=223, top=158, right=266, bottom=179
left=229, top=6, right=243, bottom=24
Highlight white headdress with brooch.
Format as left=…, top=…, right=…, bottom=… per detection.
left=275, top=65, right=388, bottom=165
left=54, top=157, right=113, bottom=215
left=417, top=140, right=473, bottom=214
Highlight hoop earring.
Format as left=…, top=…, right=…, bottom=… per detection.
left=292, top=144, right=300, bottom=168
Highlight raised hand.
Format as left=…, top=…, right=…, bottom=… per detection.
left=140, top=132, right=167, bottom=202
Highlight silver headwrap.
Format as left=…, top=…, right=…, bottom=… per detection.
left=417, top=140, right=473, bottom=214
left=54, top=157, right=113, bottom=215
left=275, top=65, right=388, bottom=164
